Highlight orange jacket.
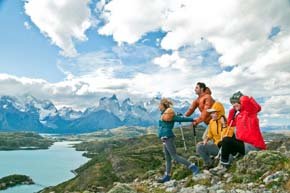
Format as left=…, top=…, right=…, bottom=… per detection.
left=185, top=88, right=215, bottom=125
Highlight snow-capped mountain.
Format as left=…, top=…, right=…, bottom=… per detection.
left=96, top=94, right=123, bottom=119
left=0, top=94, right=191, bottom=134
left=0, top=96, right=49, bottom=132
left=22, top=95, right=58, bottom=122
left=58, top=107, right=82, bottom=120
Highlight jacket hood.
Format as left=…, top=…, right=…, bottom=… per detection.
left=204, top=87, right=212, bottom=95
left=208, top=101, right=225, bottom=119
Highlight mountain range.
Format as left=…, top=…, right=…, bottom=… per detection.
left=0, top=95, right=191, bottom=134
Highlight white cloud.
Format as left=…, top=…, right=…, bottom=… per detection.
left=263, top=96, right=290, bottom=115
left=24, top=0, right=91, bottom=57
left=0, top=73, right=129, bottom=110
left=97, top=0, right=178, bottom=44
left=24, top=21, right=31, bottom=30
left=7, top=0, right=290, bottom=126
left=153, top=52, right=186, bottom=69
left=94, top=0, right=290, bottom=103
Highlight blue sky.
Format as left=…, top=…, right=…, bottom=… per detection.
left=0, top=0, right=290, bottom=127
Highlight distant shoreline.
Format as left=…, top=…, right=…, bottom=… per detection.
left=265, top=129, right=290, bottom=137
left=0, top=132, right=55, bottom=151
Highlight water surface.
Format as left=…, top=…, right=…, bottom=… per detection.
left=0, top=141, right=89, bottom=193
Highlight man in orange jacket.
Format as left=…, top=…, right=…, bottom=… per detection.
left=185, top=82, right=215, bottom=139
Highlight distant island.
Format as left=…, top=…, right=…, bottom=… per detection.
left=0, top=174, right=34, bottom=190
left=0, top=132, right=55, bottom=150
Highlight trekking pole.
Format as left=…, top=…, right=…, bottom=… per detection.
left=215, top=117, right=235, bottom=160
left=193, top=125, right=197, bottom=146
left=179, top=122, right=187, bottom=151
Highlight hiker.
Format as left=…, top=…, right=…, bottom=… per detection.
left=185, top=82, right=215, bottom=139
left=219, top=91, right=266, bottom=169
left=196, top=101, right=232, bottom=169
left=185, top=82, right=215, bottom=125
left=157, top=98, right=199, bottom=183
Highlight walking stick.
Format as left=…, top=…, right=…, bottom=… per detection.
left=193, top=125, right=197, bottom=146
left=214, top=114, right=236, bottom=160
left=179, top=122, right=187, bottom=151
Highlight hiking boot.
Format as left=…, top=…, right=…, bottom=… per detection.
left=209, top=164, right=228, bottom=175
left=203, top=163, right=214, bottom=170
left=157, top=175, right=170, bottom=183
left=233, top=152, right=242, bottom=159
left=189, top=164, right=199, bottom=175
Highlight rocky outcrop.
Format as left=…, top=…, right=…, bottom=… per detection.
left=107, top=183, right=137, bottom=193
left=0, top=174, right=34, bottom=190
left=105, top=137, right=290, bottom=193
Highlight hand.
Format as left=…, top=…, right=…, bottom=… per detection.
left=192, top=120, right=197, bottom=126
left=197, top=141, right=204, bottom=145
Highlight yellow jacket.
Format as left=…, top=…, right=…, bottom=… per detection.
left=206, top=102, right=234, bottom=145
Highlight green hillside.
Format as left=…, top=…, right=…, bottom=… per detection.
left=0, top=132, right=55, bottom=150
left=39, top=127, right=290, bottom=193
left=39, top=125, right=202, bottom=193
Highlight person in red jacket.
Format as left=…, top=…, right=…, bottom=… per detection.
left=219, top=91, right=266, bottom=168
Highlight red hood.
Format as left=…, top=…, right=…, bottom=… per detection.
left=240, top=96, right=261, bottom=114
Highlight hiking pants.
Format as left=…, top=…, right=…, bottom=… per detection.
left=221, top=136, right=261, bottom=166
left=221, top=136, right=245, bottom=165
left=196, top=142, right=219, bottom=166
left=163, top=137, right=191, bottom=175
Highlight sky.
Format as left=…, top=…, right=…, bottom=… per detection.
left=0, top=0, right=290, bottom=127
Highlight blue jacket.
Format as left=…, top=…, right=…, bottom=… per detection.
left=158, top=112, right=193, bottom=138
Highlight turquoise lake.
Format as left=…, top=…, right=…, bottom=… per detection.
left=0, top=141, right=89, bottom=193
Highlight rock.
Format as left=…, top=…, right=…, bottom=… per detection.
left=259, top=184, right=265, bottom=188
left=263, top=171, right=288, bottom=185
left=208, top=184, right=224, bottom=193
left=192, top=173, right=211, bottom=181
left=226, top=176, right=233, bottom=183
left=179, top=187, right=195, bottom=193
left=216, top=190, right=226, bottom=193
left=234, top=189, right=246, bottom=193
left=164, top=179, right=177, bottom=187
left=165, top=186, right=178, bottom=192
left=107, top=183, right=137, bottom=193
left=82, top=191, right=92, bottom=193
left=247, top=182, right=254, bottom=188
left=234, top=150, right=287, bottom=183
left=210, top=176, right=220, bottom=185
left=193, top=184, right=207, bottom=193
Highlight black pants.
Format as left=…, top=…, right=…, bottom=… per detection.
left=221, top=136, right=245, bottom=164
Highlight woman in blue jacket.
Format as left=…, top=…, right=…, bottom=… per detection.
left=157, top=98, right=199, bottom=183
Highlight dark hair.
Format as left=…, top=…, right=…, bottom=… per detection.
left=197, top=82, right=207, bottom=91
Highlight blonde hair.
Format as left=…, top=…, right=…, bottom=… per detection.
left=160, top=98, right=173, bottom=109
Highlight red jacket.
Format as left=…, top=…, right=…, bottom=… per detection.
left=227, top=108, right=237, bottom=127
left=235, top=96, right=266, bottom=149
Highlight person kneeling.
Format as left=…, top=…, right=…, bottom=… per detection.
left=196, top=101, right=227, bottom=170
left=220, top=91, right=266, bottom=168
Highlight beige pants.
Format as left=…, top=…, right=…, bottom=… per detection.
left=202, top=127, right=208, bottom=140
